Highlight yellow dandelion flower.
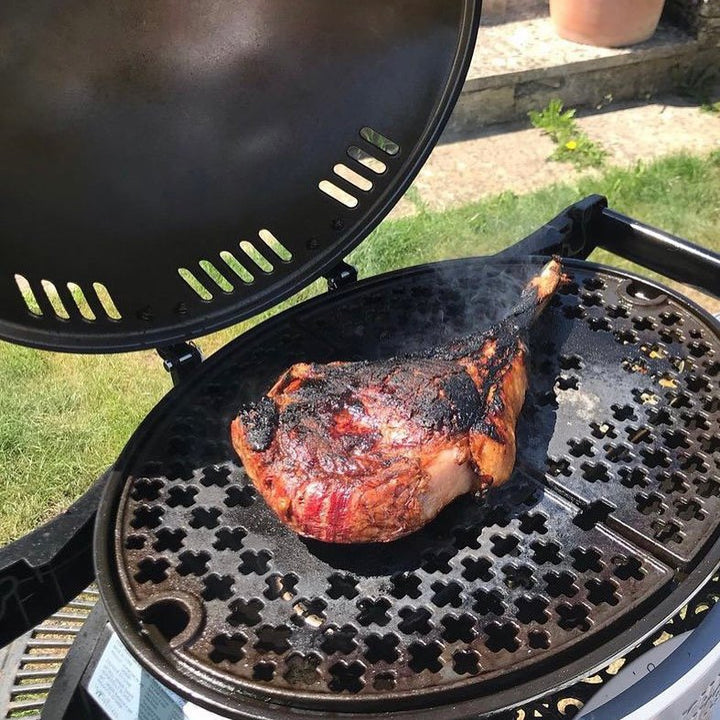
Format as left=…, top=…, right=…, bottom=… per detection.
left=565, top=139, right=578, bottom=150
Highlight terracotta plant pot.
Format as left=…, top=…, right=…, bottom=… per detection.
left=549, top=0, right=666, bottom=47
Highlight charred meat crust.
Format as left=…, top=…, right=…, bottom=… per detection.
left=236, top=396, right=278, bottom=452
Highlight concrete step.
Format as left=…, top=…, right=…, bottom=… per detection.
left=449, top=16, right=714, bottom=133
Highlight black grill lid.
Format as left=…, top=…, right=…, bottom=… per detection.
left=0, top=0, right=480, bottom=353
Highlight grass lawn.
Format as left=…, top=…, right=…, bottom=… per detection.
left=1, top=150, right=718, bottom=545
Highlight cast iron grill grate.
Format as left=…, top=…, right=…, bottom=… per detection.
left=100, top=258, right=720, bottom=715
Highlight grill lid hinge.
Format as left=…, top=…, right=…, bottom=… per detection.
left=325, top=261, right=358, bottom=292
left=157, top=342, right=203, bottom=386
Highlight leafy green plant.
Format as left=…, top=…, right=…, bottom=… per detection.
left=529, top=99, right=607, bottom=169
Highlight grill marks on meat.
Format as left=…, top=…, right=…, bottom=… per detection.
left=231, top=259, right=563, bottom=543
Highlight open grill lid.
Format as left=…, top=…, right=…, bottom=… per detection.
left=0, top=0, right=480, bottom=353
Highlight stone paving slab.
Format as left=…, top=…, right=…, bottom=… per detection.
left=467, top=18, right=694, bottom=83
left=405, top=96, right=720, bottom=214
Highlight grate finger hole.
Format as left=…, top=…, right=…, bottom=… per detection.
left=573, top=500, right=614, bottom=530
left=390, top=572, right=422, bottom=599
left=570, top=548, right=603, bottom=573
left=408, top=641, right=444, bottom=673
left=356, top=598, right=391, bottom=627
left=544, top=571, right=579, bottom=599
left=167, top=486, right=198, bottom=508
left=131, top=505, right=164, bottom=530
left=224, top=485, right=256, bottom=508
left=585, top=579, right=620, bottom=607
left=228, top=598, right=264, bottom=627
left=254, top=625, right=292, bottom=654
left=491, top=534, right=521, bottom=558
left=283, top=652, right=322, bottom=686
left=327, top=573, right=359, bottom=600
left=328, top=661, right=366, bottom=692
left=363, top=633, right=400, bottom=664
left=264, top=573, right=298, bottom=601
left=213, top=527, right=247, bottom=551
left=635, top=492, right=667, bottom=517
left=252, top=662, right=275, bottom=682
left=238, top=550, right=272, bottom=576
left=292, top=598, right=327, bottom=628
left=557, top=603, right=591, bottom=632
left=612, top=555, right=645, bottom=581
left=514, top=596, right=550, bottom=625
left=153, top=528, right=185, bottom=553
left=209, top=633, right=247, bottom=664
left=529, top=630, right=551, bottom=649
left=176, top=550, right=210, bottom=577
left=321, top=624, right=359, bottom=655
left=452, top=649, right=481, bottom=675
left=125, top=535, right=146, bottom=550
left=619, top=466, right=649, bottom=489
left=398, top=606, right=433, bottom=635
left=134, top=557, right=170, bottom=585
left=202, top=574, right=235, bottom=601
left=502, top=564, right=535, bottom=590
left=430, top=581, right=463, bottom=608
left=484, top=622, right=520, bottom=653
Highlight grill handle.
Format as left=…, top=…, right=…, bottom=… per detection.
left=599, top=208, right=720, bottom=300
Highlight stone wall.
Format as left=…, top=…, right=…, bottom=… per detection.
left=481, top=0, right=546, bottom=24
left=663, top=0, right=720, bottom=44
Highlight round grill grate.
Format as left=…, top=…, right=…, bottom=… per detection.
left=97, top=258, right=720, bottom=718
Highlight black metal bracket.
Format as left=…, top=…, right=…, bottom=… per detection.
left=157, top=342, right=203, bottom=386
left=0, top=474, right=106, bottom=648
left=495, top=194, right=720, bottom=300
left=325, top=261, right=358, bottom=292
left=494, top=194, right=607, bottom=262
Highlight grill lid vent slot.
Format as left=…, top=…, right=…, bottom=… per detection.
left=347, top=146, right=387, bottom=174
left=178, top=269, right=213, bottom=301
left=93, top=283, right=122, bottom=320
left=319, top=181, right=358, bottom=209
left=40, top=280, right=69, bottom=319
left=14, top=274, right=42, bottom=317
left=360, top=127, right=400, bottom=156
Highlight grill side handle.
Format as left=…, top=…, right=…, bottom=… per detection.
left=599, top=208, right=720, bottom=300
left=495, top=195, right=719, bottom=300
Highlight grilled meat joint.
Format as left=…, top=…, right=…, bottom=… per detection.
left=231, top=258, right=563, bottom=543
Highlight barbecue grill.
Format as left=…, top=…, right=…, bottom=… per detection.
left=1, top=2, right=720, bottom=719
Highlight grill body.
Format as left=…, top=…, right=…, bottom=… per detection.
left=95, top=256, right=720, bottom=718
